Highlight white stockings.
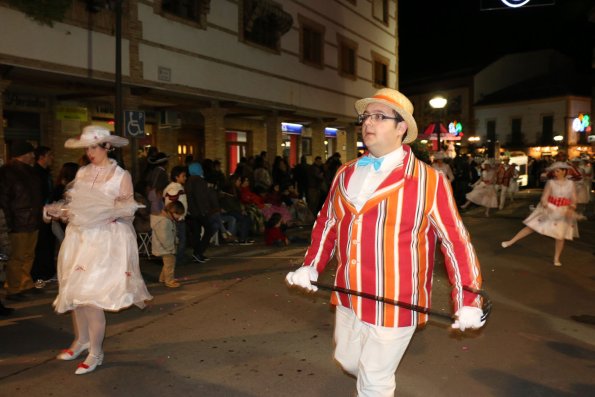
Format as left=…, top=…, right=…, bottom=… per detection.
left=72, top=306, right=105, bottom=366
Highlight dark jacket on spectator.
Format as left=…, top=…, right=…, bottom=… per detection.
left=0, top=160, right=43, bottom=232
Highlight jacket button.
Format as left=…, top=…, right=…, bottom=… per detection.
left=351, top=259, right=357, bottom=265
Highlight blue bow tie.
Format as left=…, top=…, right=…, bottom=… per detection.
left=357, top=156, right=384, bottom=170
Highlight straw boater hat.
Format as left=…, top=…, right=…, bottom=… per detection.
left=545, top=161, right=573, bottom=172
left=64, top=125, right=129, bottom=149
left=354, top=88, right=418, bottom=144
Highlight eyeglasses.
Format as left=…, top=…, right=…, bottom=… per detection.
left=357, top=113, right=402, bottom=125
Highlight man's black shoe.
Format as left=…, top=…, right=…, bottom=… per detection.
left=6, top=292, right=27, bottom=302
left=0, top=302, right=15, bottom=316
left=192, top=254, right=206, bottom=263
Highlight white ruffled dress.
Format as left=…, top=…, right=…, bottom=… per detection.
left=523, top=179, right=579, bottom=241
left=53, top=160, right=153, bottom=313
left=465, top=169, right=498, bottom=208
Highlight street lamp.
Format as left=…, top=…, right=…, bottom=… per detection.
left=429, top=96, right=447, bottom=152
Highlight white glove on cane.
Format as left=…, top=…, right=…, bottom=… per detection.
left=285, top=266, right=319, bottom=292
left=451, top=306, right=485, bottom=331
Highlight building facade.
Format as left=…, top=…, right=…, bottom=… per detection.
left=0, top=0, right=400, bottom=177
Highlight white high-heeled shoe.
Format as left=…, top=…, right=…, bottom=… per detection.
left=56, top=342, right=90, bottom=361
left=75, top=352, right=104, bottom=375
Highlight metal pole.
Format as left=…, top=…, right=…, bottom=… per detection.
left=114, top=0, right=126, bottom=169
left=436, top=121, right=441, bottom=152
left=115, top=0, right=122, bottom=139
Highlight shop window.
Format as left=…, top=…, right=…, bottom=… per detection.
left=372, top=0, right=389, bottom=25
left=161, top=0, right=210, bottom=26
left=541, top=115, right=553, bottom=144
left=372, top=52, right=389, bottom=87
left=299, top=16, right=325, bottom=68
left=337, top=34, right=357, bottom=79
left=511, top=118, right=523, bottom=145
left=241, top=0, right=293, bottom=52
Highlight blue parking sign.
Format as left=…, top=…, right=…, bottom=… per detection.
left=125, top=110, right=145, bottom=137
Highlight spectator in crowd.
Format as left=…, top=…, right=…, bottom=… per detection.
left=185, top=162, right=215, bottom=263
left=49, top=162, right=79, bottom=244
left=219, top=175, right=254, bottom=245
left=151, top=200, right=185, bottom=288
left=452, top=150, right=472, bottom=206
left=239, top=176, right=266, bottom=234
left=0, top=140, right=43, bottom=301
left=32, top=145, right=56, bottom=282
left=272, top=156, right=292, bottom=191
left=253, top=155, right=272, bottom=194
left=306, top=156, right=325, bottom=216
left=265, top=212, right=289, bottom=246
left=163, top=165, right=188, bottom=265
left=144, top=152, right=169, bottom=215
left=0, top=208, right=15, bottom=315
left=292, top=155, right=309, bottom=200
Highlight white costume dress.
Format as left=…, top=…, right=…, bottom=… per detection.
left=53, top=160, right=152, bottom=313
left=465, top=169, right=498, bottom=208
left=523, top=179, right=579, bottom=240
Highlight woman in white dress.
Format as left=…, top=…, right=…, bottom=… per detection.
left=46, top=126, right=152, bottom=375
left=460, top=160, right=498, bottom=216
left=501, top=162, right=579, bottom=267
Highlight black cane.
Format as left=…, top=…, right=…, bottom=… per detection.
left=311, top=281, right=492, bottom=322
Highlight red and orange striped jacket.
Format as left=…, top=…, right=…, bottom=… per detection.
left=303, top=146, right=482, bottom=328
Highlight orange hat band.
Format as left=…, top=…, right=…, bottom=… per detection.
left=373, top=94, right=407, bottom=111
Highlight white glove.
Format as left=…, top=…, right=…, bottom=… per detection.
left=285, top=266, right=319, bottom=292
left=451, top=306, right=485, bottom=331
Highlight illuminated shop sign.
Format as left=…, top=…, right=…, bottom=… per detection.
left=281, top=122, right=303, bottom=134
left=448, top=121, right=463, bottom=136
left=572, top=113, right=591, bottom=133
left=325, top=127, right=338, bottom=137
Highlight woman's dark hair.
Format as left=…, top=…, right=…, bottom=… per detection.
left=266, top=212, right=283, bottom=229
left=57, top=162, right=79, bottom=185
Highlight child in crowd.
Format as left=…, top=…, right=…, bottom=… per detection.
left=265, top=212, right=289, bottom=246
left=163, top=165, right=188, bottom=264
left=151, top=201, right=185, bottom=288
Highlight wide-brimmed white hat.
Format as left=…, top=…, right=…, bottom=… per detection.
left=546, top=161, right=573, bottom=172
left=65, top=125, right=129, bottom=149
left=433, top=151, right=446, bottom=160
left=355, top=88, right=418, bottom=144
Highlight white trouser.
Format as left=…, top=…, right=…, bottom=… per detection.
left=499, top=185, right=509, bottom=209
left=334, top=306, right=416, bottom=397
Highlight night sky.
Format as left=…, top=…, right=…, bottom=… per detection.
left=398, top=0, right=593, bottom=81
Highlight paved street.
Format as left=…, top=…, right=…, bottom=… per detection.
left=1, top=190, right=594, bottom=397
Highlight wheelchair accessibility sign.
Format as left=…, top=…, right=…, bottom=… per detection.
left=125, top=110, right=145, bottom=137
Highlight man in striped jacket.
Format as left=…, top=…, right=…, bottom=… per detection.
left=286, top=88, right=485, bottom=397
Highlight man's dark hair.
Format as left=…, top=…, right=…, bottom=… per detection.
left=170, top=165, right=187, bottom=182
left=393, top=110, right=407, bottom=142
left=34, top=145, right=52, bottom=160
